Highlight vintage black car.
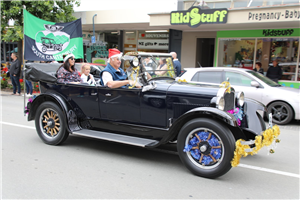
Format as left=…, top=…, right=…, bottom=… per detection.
left=24, top=53, right=280, bottom=179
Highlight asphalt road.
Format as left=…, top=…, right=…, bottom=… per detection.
left=1, top=92, right=299, bottom=199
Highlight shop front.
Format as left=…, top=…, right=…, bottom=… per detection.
left=123, top=30, right=170, bottom=54
left=216, top=28, right=300, bottom=88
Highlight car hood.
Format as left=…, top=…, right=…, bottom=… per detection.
left=166, top=81, right=219, bottom=97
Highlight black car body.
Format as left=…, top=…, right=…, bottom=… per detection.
left=24, top=53, right=280, bottom=178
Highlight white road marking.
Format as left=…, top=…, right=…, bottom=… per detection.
left=238, top=164, right=300, bottom=178
left=0, top=121, right=36, bottom=130
left=1, top=121, right=300, bottom=178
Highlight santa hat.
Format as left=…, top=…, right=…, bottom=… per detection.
left=108, top=48, right=122, bottom=63
left=63, top=53, right=75, bottom=63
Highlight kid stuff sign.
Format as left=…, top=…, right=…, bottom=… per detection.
left=170, top=7, right=228, bottom=28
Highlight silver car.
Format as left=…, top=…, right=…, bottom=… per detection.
left=180, top=67, right=300, bottom=125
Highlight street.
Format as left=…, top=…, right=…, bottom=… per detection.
left=1, top=92, right=299, bottom=199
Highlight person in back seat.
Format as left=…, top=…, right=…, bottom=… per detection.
left=57, top=53, right=81, bottom=84
left=81, top=63, right=96, bottom=85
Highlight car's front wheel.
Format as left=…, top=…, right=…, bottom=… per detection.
left=177, top=118, right=235, bottom=179
left=35, top=102, right=69, bottom=145
left=267, top=101, right=293, bottom=125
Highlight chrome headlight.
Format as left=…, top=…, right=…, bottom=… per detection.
left=130, top=57, right=139, bottom=67
left=236, top=91, right=245, bottom=107
left=216, top=97, right=225, bottom=111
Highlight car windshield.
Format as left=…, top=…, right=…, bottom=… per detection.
left=142, top=56, right=176, bottom=79
left=123, top=55, right=176, bottom=79
left=246, top=71, right=281, bottom=87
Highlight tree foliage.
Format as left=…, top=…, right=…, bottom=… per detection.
left=1, top=0, right=80, bottom=42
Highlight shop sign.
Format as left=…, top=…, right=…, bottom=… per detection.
left=138, top=39, right=168, bottom=50
left=262, top=29, right=294, bottom=37
left=170, top=6, right=228, bottom=28
left=248, top=9, right=300, bottom=22
left=139, top=33, right=169, bottom=39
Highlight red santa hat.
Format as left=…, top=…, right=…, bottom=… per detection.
left=108, top=48, right=122, bottom=62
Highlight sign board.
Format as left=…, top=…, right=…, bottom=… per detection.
left=138, top=39, right=169, bottom=50
left=91, top=36, right=96, bottom=43
left=138, top=33, right=169, bottom=39
left=170, top=6, right=228, bottom=28
left=226, top=7, right=300, bottom=24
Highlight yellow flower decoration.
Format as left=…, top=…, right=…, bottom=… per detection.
left=220, top=81, right=231, bottom=93
left=177, top=79, right=187, bottom=83
left=231, top=125, right=280, bottom=167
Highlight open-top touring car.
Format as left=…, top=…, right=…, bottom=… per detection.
left=24, top=53, right=280, bottom=178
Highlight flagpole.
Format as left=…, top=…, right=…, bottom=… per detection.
left=23, top=9, right=26, bottom=116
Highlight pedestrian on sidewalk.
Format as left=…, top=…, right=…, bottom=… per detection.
left=10, top=52, right=21, bottom=95
left=170, top=52, right=182, bottom=77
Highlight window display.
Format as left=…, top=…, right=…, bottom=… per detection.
left=218, top=39, right=255, bottom=69
left=218, top=37, right=299, bottom=81
left=257, top=38, right=299, bottom=81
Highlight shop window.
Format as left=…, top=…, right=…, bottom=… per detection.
left=224, top=72, right=252, bottom=86
left=218, top=39, right=255, bottom=69
left=214, top=2, right=231, bottom=8
left=233, top=1, right=248, bottom=8
left=266, top=1, right=283, bottom=6
left=206, top=3, right=214, bottom=8
left=191, top=71, right=222, bottom=83
left=257, top=38, right=299, bottom=81
left=124, top=31, right=137, bottom=55
left=282, top=0, right=299, bottom=4
left=233, top=0, right=264, bottom=8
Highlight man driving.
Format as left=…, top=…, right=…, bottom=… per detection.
left=100, top=48, right=140, bottom=88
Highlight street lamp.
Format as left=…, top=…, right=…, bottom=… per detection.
left=93, top=14, right=97, bottom=40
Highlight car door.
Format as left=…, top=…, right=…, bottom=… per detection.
left=223, top=71, right=264, bottom=103
left=98, top=87, right=141, bottom=123
left=68, top=84, right=100, bottom=119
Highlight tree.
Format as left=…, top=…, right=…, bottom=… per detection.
left=1, top=0, right=80, bottom=62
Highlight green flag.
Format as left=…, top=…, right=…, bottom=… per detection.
left=24, top=9, right=83, bottom=61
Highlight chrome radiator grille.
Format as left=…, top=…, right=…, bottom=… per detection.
left=224, top=92, right=234, bottom=111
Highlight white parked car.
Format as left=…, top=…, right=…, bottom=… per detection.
left=180, top=67, right=300, bottom=125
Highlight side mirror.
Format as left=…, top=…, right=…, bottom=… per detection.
left=251, top=81, right=259, bottom=88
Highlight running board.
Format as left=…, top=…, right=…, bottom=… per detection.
left=72, top=129, right=159, bottom=147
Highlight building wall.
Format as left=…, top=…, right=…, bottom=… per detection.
left=181, top=31, right=216, bottom=68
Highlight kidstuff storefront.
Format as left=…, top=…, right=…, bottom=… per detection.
left=149, top=3, right=300, bottom=88
left=216, top=28, right=300, bottom=88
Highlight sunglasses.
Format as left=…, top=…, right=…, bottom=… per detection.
left=69, top=57, right=75, bottom=60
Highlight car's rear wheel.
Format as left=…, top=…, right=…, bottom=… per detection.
left=35, top=102, right=69, bottom=145
left=267, top=101, right=293, bottom=125
left=177, top=118, right=235, bottom=179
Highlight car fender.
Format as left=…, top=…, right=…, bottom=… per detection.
left=161, top=107, right=239, bottom=143
left=182, top=107, right=238, bottom=126
left=243, top=97, right=267, bottom=135
left=27, top=93, right=74, bottom=132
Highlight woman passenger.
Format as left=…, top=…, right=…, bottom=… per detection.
left=155, top=58, right=168, bottom=76
left=57, top=53, right=81, bottom=84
